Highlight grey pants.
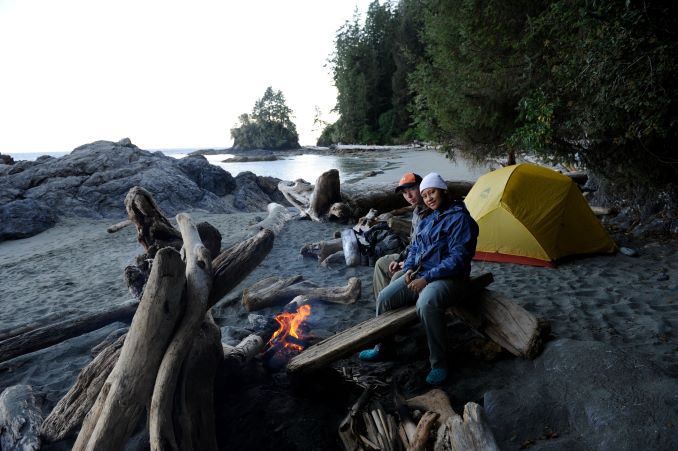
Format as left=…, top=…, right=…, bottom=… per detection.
left=372, top=254, right=401, bottom=299
left=376, top=275, right=469, bottom=369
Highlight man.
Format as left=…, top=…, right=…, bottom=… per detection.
left=371, top=172, right=428, bottom=300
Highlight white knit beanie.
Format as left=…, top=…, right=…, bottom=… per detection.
left=419, top=172, right=447, bottom=193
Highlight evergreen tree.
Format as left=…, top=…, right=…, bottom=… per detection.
left=231, top=87, right=300, bottom=150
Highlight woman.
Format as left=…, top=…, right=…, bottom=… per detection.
left=359, top=172, right=479, bottom=385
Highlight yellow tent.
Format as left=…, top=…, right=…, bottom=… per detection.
left=464, top=163, right=616, bottom=267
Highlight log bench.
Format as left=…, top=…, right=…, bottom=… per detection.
left=286, top=272, right=549, bottom=375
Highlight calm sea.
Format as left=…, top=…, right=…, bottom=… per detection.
left=8, top=148, right=491, bottom=183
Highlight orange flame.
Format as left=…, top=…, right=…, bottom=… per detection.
left=267, top=304, right=312, bottom=351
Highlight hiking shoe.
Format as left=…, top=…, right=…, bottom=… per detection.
left=426, top=368, right=448, bottom=385
left=358, top=344, right=389, bottom=362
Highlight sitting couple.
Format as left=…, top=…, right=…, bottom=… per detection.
left=359, top=171, right=479, bottom=386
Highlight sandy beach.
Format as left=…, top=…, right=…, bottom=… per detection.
left=1, top=157, right=677, bottom=450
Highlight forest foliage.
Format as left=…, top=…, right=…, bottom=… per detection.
left=323, top=0, right=678, bottom=187
left=231, top=87, right=300, bottom=150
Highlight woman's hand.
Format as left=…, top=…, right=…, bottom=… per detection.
left=407, top=277, right=428, bottom=294
left=404, top=269, right=414, bottom=284
left=388, top=260, right=404, bottom=274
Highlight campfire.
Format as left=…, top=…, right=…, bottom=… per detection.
left=264, top=304, right=312, bottom=369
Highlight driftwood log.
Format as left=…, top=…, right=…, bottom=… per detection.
left=0, top=301, right=138, bottom=365
left=72, top=247, right=187, bottom=451
left=300, top=238, right=343, bottom=263
left=0, top=309, right=78, bottom=342
left=242, top=275, right=361, bottom=312
left=287, top=272, right=551, bottom=375
left=40, top=184, right=278, bottom=450
left=279, top=170, right=473, bottom=223
left=405, top=389, right=498, bottom=451
left=148, top=213, right=214, bottom=450
left=40, top=334, right=126, bottom=442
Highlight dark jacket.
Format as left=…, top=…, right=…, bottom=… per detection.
left=403, top=200, right=478, bottom=281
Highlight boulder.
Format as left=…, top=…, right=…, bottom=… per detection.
left=0, top=153, right=14, bottom=165
left=0, top=199, right=58, bottom=241
left=233, top=172, right=275, bottom=212
left=0, top=385, right=43, bottom=451
left=176, top=154, right=236, bottom=196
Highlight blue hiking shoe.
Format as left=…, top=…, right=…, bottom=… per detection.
left=426, top=367, right=448, bottom=385
left=358, top=344, right=388, bottom=362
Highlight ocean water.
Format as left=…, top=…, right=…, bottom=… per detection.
left=8, top=147, right=491, bottom=183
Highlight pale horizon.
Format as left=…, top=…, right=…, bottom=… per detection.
left=0, top=0, right=375, bottom=155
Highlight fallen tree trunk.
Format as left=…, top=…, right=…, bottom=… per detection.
left=40, top=334, right=126, bottom=442
left=286, top=273, right=494, bottom=375
left=0, top=301, right=138, bottom=365
left=242, top=275, right=361, bottom=312
left=223, top=334, right=264, bottom=365
left=279, top=171, right=474, bottom=223
left=0, top=309, right=79, bottom=342
left=210, top=228, right=275, bottom=306
left=73, top=247, right=187, bottom=451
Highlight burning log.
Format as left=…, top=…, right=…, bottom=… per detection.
left=242, top=275, right=361, bottom=312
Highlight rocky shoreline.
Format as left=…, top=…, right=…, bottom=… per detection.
left=0, top=139, right=291, bottom=241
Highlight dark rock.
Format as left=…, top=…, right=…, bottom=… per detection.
left=0, top=384, right=43, bottom=451
left=197, top=221, right=222, bottom=258
left=257, top=175, right=291, bottom=206
left=176, top=155, right=236, bottom=196
left=223, top=155, right=277, bottom=162
left=0, top=199, right=58, bottom=241
left=233, top=172, right=275, bottom=212
left=0, top=139, right=239, bottom=240
left=0, top=153, right=14, bottom=165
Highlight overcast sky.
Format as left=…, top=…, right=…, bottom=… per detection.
left=0, top=0, right=375, bottom=154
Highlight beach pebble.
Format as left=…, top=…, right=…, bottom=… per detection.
left=619, top=246, right=639, bottom=257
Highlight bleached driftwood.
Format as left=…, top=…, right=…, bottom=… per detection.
left=338, top=386, right=373, bottom=451
left=300, top=238, right=343, bottom=263
left=149, top=213, right=214, bottom=450
left=0, top=301, right=137, bottom=365
left=41, top=334, right=126, bottom=442
left=435, top=402, right=499, bottom=451
left=249, top=203, right=293, bottom=236
left=223, top=334, right=264, bottom=365
left=406, top=389, right=499, bottom=451
left=72, top=247, right=187, bottom=451
left=106, top=219, right=132, bottom=234
left=242, top=275, right=361, bottom=312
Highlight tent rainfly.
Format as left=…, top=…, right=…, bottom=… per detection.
left=464, top=163, right=616, bottom=267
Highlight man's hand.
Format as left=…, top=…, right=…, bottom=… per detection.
left=407, top=277, right=428, bottom=294
left=388, top=261, right=404, bottom=274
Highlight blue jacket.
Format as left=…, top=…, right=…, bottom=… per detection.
left=403, top=200, right=478, bottom=281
